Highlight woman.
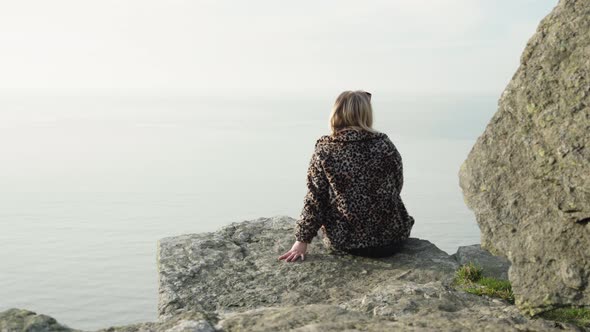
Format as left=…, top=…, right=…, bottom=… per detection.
left=278, top=90, right=415, bottom=262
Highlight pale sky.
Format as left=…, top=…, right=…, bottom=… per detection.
left=0, top=0, right=557, bottom=98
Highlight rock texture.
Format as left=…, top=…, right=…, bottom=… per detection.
left=0, top=309, right=80, bottom=332
left=458, top=0, right=590, bottom=314
left=156, top=216, right=576, bottom=331
left=451, top=244, right=512, bottom=280
left=0, top=308, right=216, bottom=332
left=157, top=216, right=458, bottom=319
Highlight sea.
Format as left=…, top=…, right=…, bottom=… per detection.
left=0, top=94, right=495, bottom=330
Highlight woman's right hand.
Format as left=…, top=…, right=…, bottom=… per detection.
left=278, top=241, right=308, bottom=262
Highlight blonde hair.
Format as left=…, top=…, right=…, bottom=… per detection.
left=329, top=90, right=377, bottom=135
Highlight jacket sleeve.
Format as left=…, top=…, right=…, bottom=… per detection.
left=385, top=137, right=404, bottom=194
left=393, top=146, right=403, bottom=194
left=294, top=144, right=330, bottom=244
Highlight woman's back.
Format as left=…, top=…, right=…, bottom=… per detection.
left=280, top=90, right=413, bottom=263
left=295, top=128, right=415, bottom=252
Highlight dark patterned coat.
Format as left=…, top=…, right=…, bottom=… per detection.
left=294, top=129, right=415, bottom=251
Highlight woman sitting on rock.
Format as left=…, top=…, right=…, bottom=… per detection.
left=278, top=90, right=415, bottom=262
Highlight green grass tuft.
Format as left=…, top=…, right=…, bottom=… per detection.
left=537, top=307, right=590, bottom=329
left=454, top=262, right=483, bottom=283
left=453, top=262, right=514, bottom=304
left=454, top=263, right=590, bottom=329
left=463, top=284, right=515, bottom=304
left=477, top=277, right=512, bottom=292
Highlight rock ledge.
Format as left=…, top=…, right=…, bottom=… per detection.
left=0, top=216, right=579, bottom=331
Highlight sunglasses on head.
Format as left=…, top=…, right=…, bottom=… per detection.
left=365, top=91, right=371, bottom=101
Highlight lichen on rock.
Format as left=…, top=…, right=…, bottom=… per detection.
left=459, top=0, right=590, bottom=315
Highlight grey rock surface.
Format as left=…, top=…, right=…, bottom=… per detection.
left=0, top=308, right=80, bottom=332
left=0, top=308, right=217, bottom=332
left=458, top=0, right=590, bottom=314
left=451, top=244, right=512, bottom=280
left=157, top=215, right=458, bottom=319
left=157, top=215, right=578, bottom=331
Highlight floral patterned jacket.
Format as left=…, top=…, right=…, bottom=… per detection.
left=294, top=129, right=415, bottom=251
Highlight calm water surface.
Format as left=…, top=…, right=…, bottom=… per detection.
left=0, top=95, right=495, bottom=330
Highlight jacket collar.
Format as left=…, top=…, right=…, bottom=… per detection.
left=319, top=129, right=387, bottom=143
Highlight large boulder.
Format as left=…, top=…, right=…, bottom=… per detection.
left=459, top=0, right=590, bottom=314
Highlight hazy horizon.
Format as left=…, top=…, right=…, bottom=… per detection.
left=1, top=0, right=556, bottom=97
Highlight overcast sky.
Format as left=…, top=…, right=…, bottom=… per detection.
left=0, top=0, right=557, bottom=98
